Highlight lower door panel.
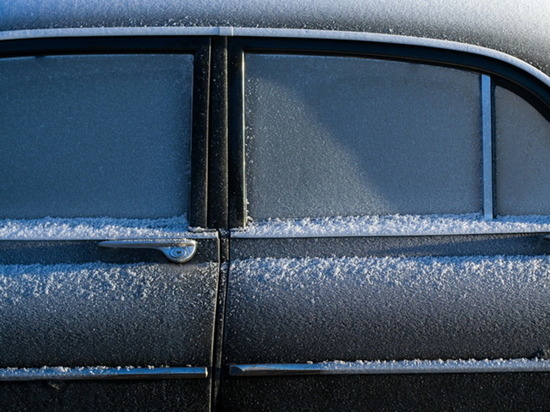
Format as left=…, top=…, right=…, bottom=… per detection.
left=223, top=234, right=550, bottom=410
left=0, top=236, right=219, bottom=411
left=222, top=373, right=550, bottom=411
left=1, top=379, right=209, bottom=412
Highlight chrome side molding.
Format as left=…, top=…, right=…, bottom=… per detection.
left=0, top=366, right=208, bottom=381
left=481, top=74, right=494, bottom=220
left=229, top=359, right=550, bottom=377
left=99, top=239, right=197, bottom=263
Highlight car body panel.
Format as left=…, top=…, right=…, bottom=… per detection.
left=1, top=1, right=550, bottom=410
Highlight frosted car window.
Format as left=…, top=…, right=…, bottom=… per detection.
left=0, top=54, right=193, bottom=219
left=495, top=86, right=550, bottom=215
left=245, top=54, right=482, bottom=220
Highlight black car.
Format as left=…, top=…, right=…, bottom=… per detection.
left=1, top=1, right=550, bottom=410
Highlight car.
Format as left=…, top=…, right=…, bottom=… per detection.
left=1, top=0, right=550, bottom=410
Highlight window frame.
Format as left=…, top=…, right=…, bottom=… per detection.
left=228, top=37, right=550, bottom=227
left=0, top=36, right=211, bottom=228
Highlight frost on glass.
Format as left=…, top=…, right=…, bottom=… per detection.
left=0, top=54, right=193, bottom=219
left=495, top=86, right=550, bottom=215
left=245, top=54, right=482, bottom=220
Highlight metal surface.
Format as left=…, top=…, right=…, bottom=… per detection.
left=0, top=366, right=208, bottom=381
left=99, top=238, right=197, bottom=263
left=231, top=226, right=550, bottom=239
left=482, top=74, right=494, bottom=219
left=225, top=246, right=550, bottom=363
left=229, top=359, right=550, bottom=377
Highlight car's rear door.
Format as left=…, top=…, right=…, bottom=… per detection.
left=0, top=37, right=219, bottom=411
left=222, top=37, right=550, bottom=410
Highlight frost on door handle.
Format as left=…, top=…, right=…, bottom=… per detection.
left=98, top=239, right=197, bottom=263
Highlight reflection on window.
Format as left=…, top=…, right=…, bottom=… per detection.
left=0, top=54, right=193, bottom=219
left=245, top=54, right=482, bottom=219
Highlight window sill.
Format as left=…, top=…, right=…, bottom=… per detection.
left=232, top=214, right=550, bottom=238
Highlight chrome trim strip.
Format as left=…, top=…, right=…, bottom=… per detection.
left=1, top=27, right=549, bottom=89
left=230, top=227, right=550, bottom=239
left=0, top=366, right=208, bottom=381
left=229, top=359, right=550, bottom=377
left=482, top=74, right=494, bottom=220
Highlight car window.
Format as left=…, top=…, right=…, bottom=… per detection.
left=495, top=85, right=550, bottom=215
left=0, top=54, right=193, bottom=219
left=244, top=54, right=482, bottom=220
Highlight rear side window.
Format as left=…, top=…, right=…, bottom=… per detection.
left=495, top=86, right=550, bottom=215
left=0, top=54, right=193, bottom=219
left=244, top=54, right=482, bottom=220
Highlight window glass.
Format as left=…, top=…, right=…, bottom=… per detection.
left=0, top=54, right=193, bottom=219
left=245, top=54, right=482, bottom=220
left=495, top=86, right=550, bottom=215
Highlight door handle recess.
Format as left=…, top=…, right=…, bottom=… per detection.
left=98, top=239, right=197, bottom=263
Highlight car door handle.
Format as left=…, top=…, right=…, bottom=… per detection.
left=98, top=239, right=197, bottom=263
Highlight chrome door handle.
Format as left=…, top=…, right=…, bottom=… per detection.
left=98, top=239, right=197, bottom=263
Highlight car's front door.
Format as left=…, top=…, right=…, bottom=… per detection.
left=0, top=37, right=219, bottom=411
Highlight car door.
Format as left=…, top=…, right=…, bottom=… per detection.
left=0, top=37, right=219, bottom=411
left=222, top=37, right=550, bottom=410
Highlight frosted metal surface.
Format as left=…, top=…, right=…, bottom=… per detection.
left=495, top=86, right=550, bottom=215
left=245, top=54, right=482, bottom=219
left=226, top=255, right=550, bottom=363
left=3, top=0, right=550, bottom=78
left=0, top=54, right=193, bottom=219
left=0, top=261, right=218, bottom=366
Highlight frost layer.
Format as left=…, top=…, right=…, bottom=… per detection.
left=236, top=214, right=550, bottom=237
left=0, top=216, right=198, bottom=240
left=226, top=255, right=550, bottom=362
left=0, top=261, right=218, bottom=366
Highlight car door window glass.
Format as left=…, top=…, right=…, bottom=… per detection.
left=495, top=85, right=550, bottom=215
left=244, top=54, right=482, bottom=220
left=0, top=54, right=193, bottom=220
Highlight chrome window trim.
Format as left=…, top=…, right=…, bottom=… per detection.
left=230, top=229, right=550, bottom=239
left=0, top=26, right=549, bottom=89
left=481, top=74, right=495, bottom=220
left=229, top=359, right=550, bottom=377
